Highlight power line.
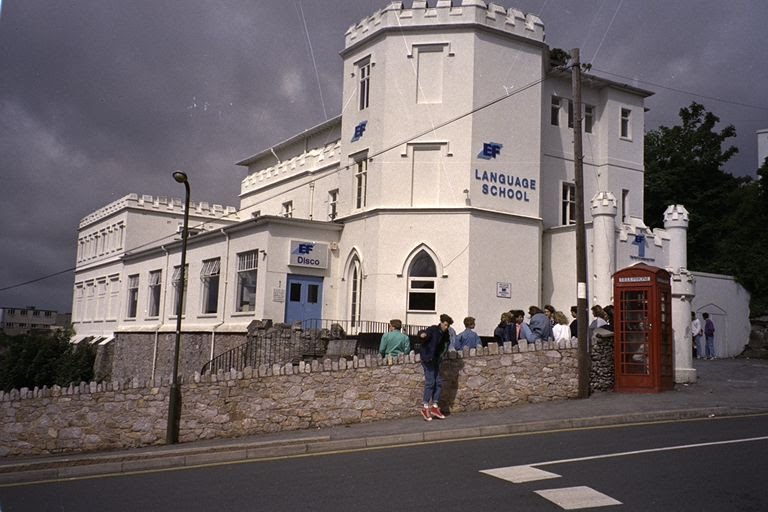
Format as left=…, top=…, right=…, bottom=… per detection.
left=1, top=73, right=553, bottom=296
left=592, top=67, right=768, bottom=112
left=0, top=267, right=75, bottom=292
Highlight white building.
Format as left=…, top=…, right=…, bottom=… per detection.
left=71, top=1, right=749, bottom=382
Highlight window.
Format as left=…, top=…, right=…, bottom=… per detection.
left=200, top=258, right=221, bottom=314
left=126, top=274, right=139, bottom=318
left=358, top=58, right=371, bottom=110
left=550, top=96, right=561, bottom=126
left=107, top=275, right=120, bottom=320
left=147, top=270, right=162, bottom=317
left=236, top=251, right=258, bottom=312
left=567, top=99, right=574, bottom=128
left=282, top=201, right=293, bottom=218
left=354, top=155, right=368, bottom=209
left=408, top=250, right=437, bottom=312
left=585, top=105, right=594, bottom=133
left=328, top=189, right=338, bottom=220
left=621, top=108, right=631, bottom=139
left=622, top=189, right=630, bottom=223
left=349, top=258, right=362, bottom=327
left=562, top=182, right=576, bottom=225
left=172, top=265, right=188, bottom=316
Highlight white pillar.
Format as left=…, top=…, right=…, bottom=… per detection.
left=664, top=204, right=697, bottom=383
left=590, top=191, right=617, bottom=308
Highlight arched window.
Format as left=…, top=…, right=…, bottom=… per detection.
left=348, top=256, right=362, bottom=327
left=408, top=250, right=437, bottom=311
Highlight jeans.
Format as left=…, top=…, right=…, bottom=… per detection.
left=694, top=335, right=704, bottom=358
left=422, top=360, right=442, bottom=405
left=705, top=335, right=715, bottom=358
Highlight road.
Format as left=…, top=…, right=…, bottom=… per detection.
left=1, top=414, right=766, bottom=511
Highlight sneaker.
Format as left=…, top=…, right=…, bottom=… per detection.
left=430, top=404, right=445, bottom=419
left=420, top=406, right=432, bottom=421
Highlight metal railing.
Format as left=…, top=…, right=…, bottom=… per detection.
left=200, top=318, right=430, bottom=374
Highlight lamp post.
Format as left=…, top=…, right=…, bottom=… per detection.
left=167, top=170, right=190, bottom=444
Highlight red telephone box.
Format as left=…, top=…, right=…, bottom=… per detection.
left=613, top=263, right=674, bottom=393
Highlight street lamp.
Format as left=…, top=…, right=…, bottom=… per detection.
left=167, top=170, right=190, bottom=444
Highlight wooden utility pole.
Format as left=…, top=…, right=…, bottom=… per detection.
left=571, top=48, right=591, bottom=398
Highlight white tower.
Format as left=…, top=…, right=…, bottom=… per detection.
left=758, top=128, right=768, bottom=171
left=590, top=191, right=618, bottom=308
left=664, top=204, right=696, bottom=383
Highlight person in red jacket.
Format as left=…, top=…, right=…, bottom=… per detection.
left=417, top=313, right=453, bottom=421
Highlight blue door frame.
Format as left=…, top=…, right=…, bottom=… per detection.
left=285, top=274, right=324, bottom=326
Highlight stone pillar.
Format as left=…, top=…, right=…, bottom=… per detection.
left=590, top=191, right=617, bottom=308
left=664, top=205, right=697, bottom=383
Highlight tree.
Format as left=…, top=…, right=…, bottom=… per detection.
left=0, top=329, right=96, bottom=392
left=644, top=102, right=768, bottom=315
left=644, top=102, right=739, bottom=271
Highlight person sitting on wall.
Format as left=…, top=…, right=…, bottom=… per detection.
left=603, top=304, right=615, bottom=332
left=543, top=304, right=556, bottom=326
left=512, top=309, right=527, bottom=342
left=569, top=305, right=578, bottom=338
left=523, top=306, right=554, bottom=343
left=379, top=319, right=410, bottom=357
left=588, top=304, right=611, bottom=344
left=454, top=316, right=481, bottom=351
left=417, top=314, right=453, bottom=421
left=493, top=312, right=515, bottom=345
left=552, top=311, right=571, bottom=343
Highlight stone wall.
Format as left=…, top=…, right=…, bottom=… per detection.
left=0, top=341, right=578, bottom=457
left=108, top=331, right=248, bottom=383
left=590, top=330, right=615, bottom=391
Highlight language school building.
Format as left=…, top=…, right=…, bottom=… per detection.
left=71, top=1, right=749, bottom=384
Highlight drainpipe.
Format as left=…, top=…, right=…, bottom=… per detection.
left=210, top=229, right=231, bottom=361
left=150, top=245, right=172, bottom=382
left=309, top=181, right=315, bottom=220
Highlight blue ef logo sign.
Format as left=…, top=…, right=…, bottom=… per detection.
left=478, top=142, right=502, bottom=160
left=631, top=234, right=646, bottom=258
left=293, top=243, right=315, bottom=255
left=351, top=121, right=367, bottom=142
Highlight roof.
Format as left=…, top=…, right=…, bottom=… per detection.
left=236, top=115, right=342, bottom=167
left=548, top=68, right=655, bottom=98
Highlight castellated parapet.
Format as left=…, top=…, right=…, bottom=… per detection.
left=79, top=193, right=239, bottom=229
left=241, top=140, right=341, bottom=196
left=344, top=0, right=545, bottom=50
left=618, top=215, right=669, bottom=248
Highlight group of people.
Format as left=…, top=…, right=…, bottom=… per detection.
left=691, top=311, right=716, bottom=359
left=378, top=305, right=619, bottom=422
left=491, top=304, right=614, bottom=345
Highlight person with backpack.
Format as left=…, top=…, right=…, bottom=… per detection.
left=417, top=313, right=453, bottom=421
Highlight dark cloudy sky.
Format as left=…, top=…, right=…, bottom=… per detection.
left=1, top=0, right=766, bottom=314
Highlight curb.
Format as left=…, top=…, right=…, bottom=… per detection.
left=2, top=405, right=763, bottom=486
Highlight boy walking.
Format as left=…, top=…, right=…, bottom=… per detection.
left=418, top=313, right=453, bottom=421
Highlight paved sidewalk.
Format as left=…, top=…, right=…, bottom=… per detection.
left=2, top=358, right=767, bottom=485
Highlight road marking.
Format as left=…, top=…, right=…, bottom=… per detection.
left=518, top=435, right=768, bottom=468
left=480, top=436, right=768, bottom=509
left=534, top=486, right=622, bottom=509
left=480, top=466, right=560, bottom=483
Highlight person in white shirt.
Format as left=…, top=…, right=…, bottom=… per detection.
left=552, top=310, right=571, bottom=343
left=691, top=312, right=703, bottom=359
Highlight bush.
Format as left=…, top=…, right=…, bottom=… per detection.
left=0, top=329, right=96, bottom=392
